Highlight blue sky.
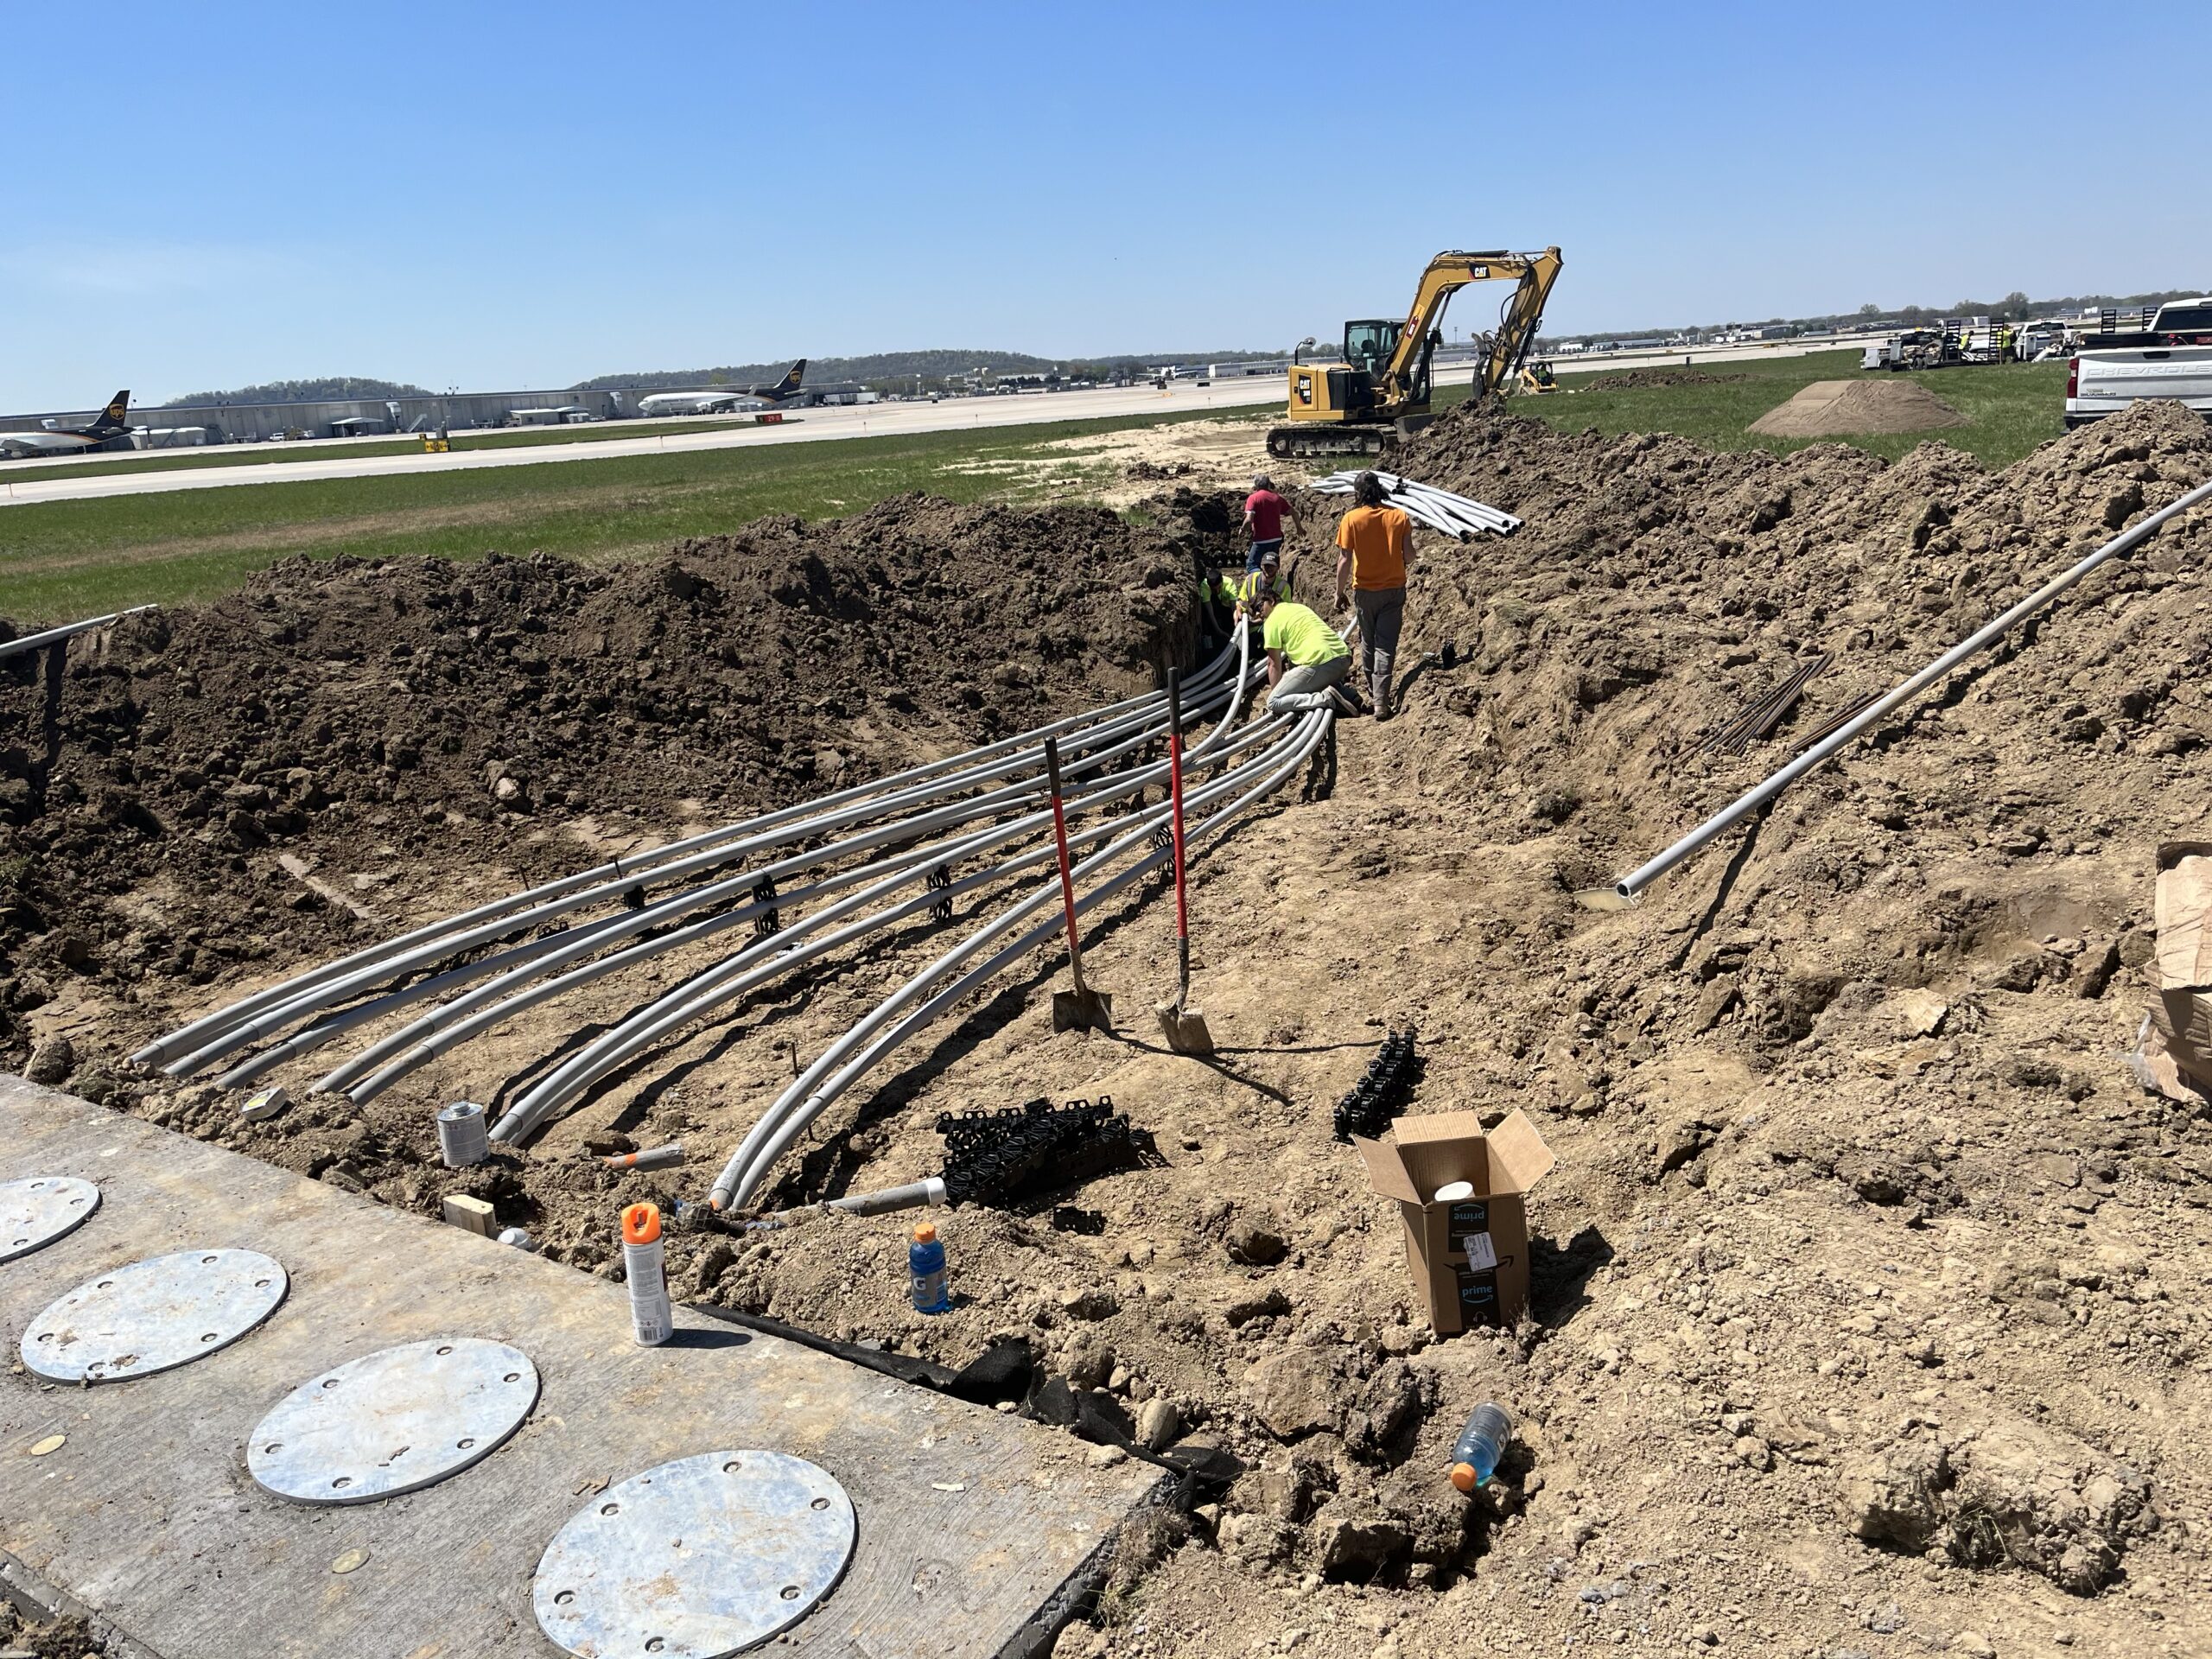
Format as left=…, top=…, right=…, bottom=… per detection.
left=3, top=1, right=2206, bottom=410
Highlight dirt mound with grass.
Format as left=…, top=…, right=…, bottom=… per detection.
left=1583, top=366, right=1748, bottom=391
left=1749, top=376, right=1968, bottom=436
left=10, top=401, right=2212, bottom=1656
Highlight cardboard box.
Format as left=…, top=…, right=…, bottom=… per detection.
left=1352, top=1109, right=1556, bottom=1335
left=2151, top=842, right=2212, bottom=1096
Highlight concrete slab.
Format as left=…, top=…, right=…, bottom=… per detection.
left=0, top=1076, right=1165, bottom=1657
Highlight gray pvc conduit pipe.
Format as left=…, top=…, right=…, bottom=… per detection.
left=283, top=669, right=1251, bottom=1093
left=1605, top=474, right=2212, bottom=904
left=488, top=705, right=1292, bottom=1144
left=137, top=639, right=1243, bottom=1069
left=212, top=906, right=649, bottom=1088
left=0, top=606, right=159, bottom=662
left=714, top=705, right=1331, bottom=1209
left=162, top=681, right=1191, bottom=1073
left=157, top=659, right=1249, bottom=1078
left=350, top=704, right=1279, bottom=1109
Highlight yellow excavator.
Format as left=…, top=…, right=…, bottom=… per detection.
left=1270, top=246, right=1563, bottom=459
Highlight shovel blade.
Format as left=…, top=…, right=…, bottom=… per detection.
left=1155, top=1001, right=1215, bottom=1054
left=1052, top=988, right=1115, bottom=1033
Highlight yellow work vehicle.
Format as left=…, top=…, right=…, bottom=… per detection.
left=1518, top=359, right=1559, bottom=395
left=1270, top=246, right=1562, bottom=459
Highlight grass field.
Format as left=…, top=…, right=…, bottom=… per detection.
left=0, top=416, right=774, bottom=485
left=1492, top=348, right=2070, bottom=468
left=0, top=407, right=1217, bottom=624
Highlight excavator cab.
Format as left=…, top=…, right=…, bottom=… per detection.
left=1343, top=320, right=1401, bottom=379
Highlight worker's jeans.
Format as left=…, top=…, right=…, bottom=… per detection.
left=1274, top=654, right=1351, bottom=700
left=1354, top=586, right=1406, bottom=714
left=1247, top=537, right=1283, bottom=572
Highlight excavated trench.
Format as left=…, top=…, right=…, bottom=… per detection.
left=8, top=402, right=2212, bottom=1655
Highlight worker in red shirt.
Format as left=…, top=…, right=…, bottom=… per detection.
left=1242, top=474, right=1288, bottom=572
left=1333, top=471, right=1412, bottom=721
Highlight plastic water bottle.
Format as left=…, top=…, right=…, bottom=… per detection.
left=909, top=1222, right=950, bottom=1314
left=1448, top=1402, right=1512, bottom=1492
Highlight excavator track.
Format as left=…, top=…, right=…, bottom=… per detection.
left=1266, top=424, right=1395, bottom=461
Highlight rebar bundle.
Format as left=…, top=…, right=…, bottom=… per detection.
left=1308, top=470, right=1520, bottom=540
left=1332, top=1028, right=1420, bottom=1142
left=937, top=1096, right=1137, bottom=1206
left=1698, top=654, right=1829, bottom=757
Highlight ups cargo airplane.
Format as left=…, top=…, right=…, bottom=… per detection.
left=1, top=391, right=133, bottom=458
left=634, top=359, right=807, bottom=416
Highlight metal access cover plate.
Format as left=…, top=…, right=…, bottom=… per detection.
left=249, top=1338, right=540, bottom=1505
left=533, top=1450, right=855, bottom=1658
left=20, top=1248, right=287, bottom=1383
left=0, top=1176, right=100, bottom=1262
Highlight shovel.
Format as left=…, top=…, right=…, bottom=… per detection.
left=1154, top=669, right=1215, bottom=1053
left=1044, top=736, right=1113, bottom=1033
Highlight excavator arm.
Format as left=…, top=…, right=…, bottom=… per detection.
left=1271, top=244, right=1563, bottom=458
left=1380, top=247, right=1564, bottom=406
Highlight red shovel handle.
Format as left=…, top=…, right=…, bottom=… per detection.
left=1044, top=737, right=1082, bottom=948
left=1166, top=671, right=1190, bottom=941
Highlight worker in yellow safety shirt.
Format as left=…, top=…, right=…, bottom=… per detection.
left=1234, top=545, right=1291, bottom=616
left=1333, top=470, right=1412, bottom=721
left=1255, top=591, right=1355, bottom=713
left=1195, top=560, right=1239, bottom=657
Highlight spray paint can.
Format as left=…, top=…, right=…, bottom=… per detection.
left=622, top=1202, right=672, bottom=1346
left=437, top=1101, right=489, bottom=1168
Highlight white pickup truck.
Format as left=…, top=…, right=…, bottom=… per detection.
left=2064, top=297, right=2212, bottom=428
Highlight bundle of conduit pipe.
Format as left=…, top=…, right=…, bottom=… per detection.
left=136, top=626, right=1333, bottom=1214
left=1307, top=469, right=1519, bottom=540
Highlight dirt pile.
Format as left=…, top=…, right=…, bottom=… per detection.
left=0, top=493, right=1234, bottom=1073
left=1750, top=377, right=1968, bottom=435
left=1583, top=367, right=1748, bottom=391
left=10, top=401, right=2212, bottom=1656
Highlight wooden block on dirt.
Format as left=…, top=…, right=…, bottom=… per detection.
left=441, top=1192, right=499, bottom=1236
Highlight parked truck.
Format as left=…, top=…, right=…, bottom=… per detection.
left=2063, top=297, right=2212, bottom=429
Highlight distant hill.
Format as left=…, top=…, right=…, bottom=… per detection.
left=575, top=347, right=1282, bottom=395
left=156, top=377, right=432, bottom=408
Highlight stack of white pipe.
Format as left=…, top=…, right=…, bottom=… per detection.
left=1308, top=469, right=1519, bottom=539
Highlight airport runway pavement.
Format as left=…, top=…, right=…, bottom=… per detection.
left=0, top=340, right=1853, bottom=508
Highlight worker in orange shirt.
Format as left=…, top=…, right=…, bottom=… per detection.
left=1333, top=471, right=1412, bottom=720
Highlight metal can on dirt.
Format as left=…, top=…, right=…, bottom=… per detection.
left=622, top=1203, right=671, bottom=1346
left=437, top=1101, right=489, bottom=1168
